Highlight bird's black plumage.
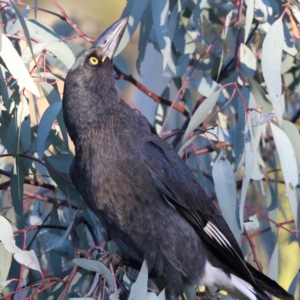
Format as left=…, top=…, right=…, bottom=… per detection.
left=62, top=18, right=294, bottom=300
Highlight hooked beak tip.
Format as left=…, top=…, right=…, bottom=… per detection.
left=92, top=17, right=129, bottom=59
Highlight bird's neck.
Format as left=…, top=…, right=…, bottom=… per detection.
left=62, top=80, right=120, bottom=146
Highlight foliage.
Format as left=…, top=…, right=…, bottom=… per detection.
left=0, top=0, right=299, bottom=299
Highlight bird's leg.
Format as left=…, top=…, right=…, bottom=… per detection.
left=97, top=250, right=123, bottom=267
left=165, top=265, right=183, bottom=300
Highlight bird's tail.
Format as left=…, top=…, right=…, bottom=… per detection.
left=246, top=263, right=294, bottom=300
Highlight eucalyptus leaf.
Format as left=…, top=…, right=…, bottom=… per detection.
left=270, top=123, right=298, bottom=196
left=128, top=260, right=148, bottom=300
left=0, top=34, right=40, bottom=96
left=46, top=154, right=73, bottom=174
left=212, top=150, right=241, bottom=244
left=244, top=0, right=254, bottom=43
left=39, top=231, right=74, bottom=260
left=182, top=90, right=220, bottom=143
left=239, top=120, right=254, bottom=231
left=73, top=258, right=115, bottom=290
left=37, top=101, right=62, bottom=159
left=261, top=18, right=284, bottom=125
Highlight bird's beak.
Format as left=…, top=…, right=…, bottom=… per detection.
left=92, top=17, right=129, bottom=59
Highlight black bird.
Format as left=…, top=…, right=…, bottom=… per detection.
left=62, top=17, right=294, bottom=300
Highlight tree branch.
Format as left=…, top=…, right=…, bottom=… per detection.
left=113, top=65, right=190, bottom=118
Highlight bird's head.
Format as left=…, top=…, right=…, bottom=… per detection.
left=63, top=17, right=129, bottom=142
left=65, top=17, right=128, bottom=89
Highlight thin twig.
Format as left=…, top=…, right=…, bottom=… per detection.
left=60, top=263, right=79, bottom=300
left=113, top=65, right=190, bottom=118
left=243, top=229, right=263, bottom=272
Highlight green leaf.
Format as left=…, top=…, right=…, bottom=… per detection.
left=40, top=82, right=69, bottom=150
left=183, top=284, right=196, bottom=300
left=239, top=119, right=254, bottom=231
left=182, top=90, right=220, bottom=143
left=18, top=96, right=31, bottom=151
left=0, top=279, right=13, bottom=291
left=136, top=2, right=152, bottom=74
left=11, top=3, right=38, bottom=67
left=282, top=120, right=300, bottom=170
left=10, top=157, right=25, bottom=227
left=117, top=0, right=150, bottom=56
left=128, top=260, right=148, bottom=300
left=6, top=118, right=18, bottom=154
left=261, top=18, right=284, bottom=125
left=212, top=150, right=241, bottom=244
left=151, top=0, right=169, bottom=70
left=270, top=123, right=298, bottom=196
left=193, top=0, right=208, bottom=22
left=194, top=77, right=224, bottom=100
left=233, top=88, right=246, bottom=168
left=46, top=42, right=76, bottom=70
left=146, top=292, right=159, bottom=299
left=0, top=65, right=10, bottom=107
left=248, top=77, right=272, bottom=113
left=22, top=43, right=46, bottom=64
left=239, top=43, right=256, bottom=82
left=37, top=101, right=62, bottom=159
left=73, top=258, right=115, bottom=290
left=0, top=34, right=40, bottom=96
left=244, top=0, right=254, bottom=43
left=271, top=122, right=298, bottom=227
left=39, top=231, right=74, bottom=260
left=45, top=210, right=77, bottom=253
left=158, top=289, right=166, bottom=300
left=46, top=154, right=73, bottom=174
left=26, top=20, right=61, bottom=42
left=0, top=242, right=12, bottom=282
left=22, top=41, right=75, bottom=70
left=178, top=135, right=198, bottom=156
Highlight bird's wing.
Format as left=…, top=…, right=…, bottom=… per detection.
left=141, top=134, right=260, bottom=288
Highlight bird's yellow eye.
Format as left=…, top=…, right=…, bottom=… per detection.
left=89, top=56, right=99, bottom=65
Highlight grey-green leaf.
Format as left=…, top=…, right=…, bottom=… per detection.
left=212, top=150, right=241, bottom=244
left=37, top=101, right=62, bottom=159
left=73, top=258, right=115, bottom=290
left=244, top=0, right=254, bottom=43
left=261, top=18, right=284, bottom=125
left=10, top=3, right=36, bottom=64
left=128, top=260, right=148, bottom=300
left=46, top=154, right=73, bottom=174
left=39, top=231, right=74, bottom=259
left=182, top=90, right=220, bottom=143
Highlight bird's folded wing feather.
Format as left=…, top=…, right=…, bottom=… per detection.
left=141, top=134, right=260, bottom=287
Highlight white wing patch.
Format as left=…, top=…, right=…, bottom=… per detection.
left=200, top=261, right=257, bottom=300
left=203, top=221, right=232, bottom=248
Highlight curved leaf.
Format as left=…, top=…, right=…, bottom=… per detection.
left=182, top=90, right=220, bottom=143
left=270, top=123, right=298, bottom=195
left=261, top=18, right=284, bottom=125
left=128, top=260, right=148, bottom=300
left=37, top=101, right=62, bottom=159
left=46, top=154, right=73, bottom=174
left=73, top=258, right=115, bottom=290
left=212, top=150, right=241, bottom=244
left=0, top=216, right=41, bottom=273
left=244, top=0, right=255, bottom=43
left=0, top=34, right=40, bottom=96
left=239, top=119, right=254, bottom=231
left=0, top=242, right=12, bottom=282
